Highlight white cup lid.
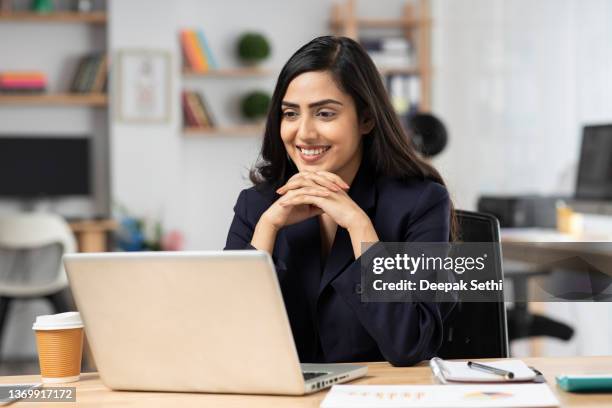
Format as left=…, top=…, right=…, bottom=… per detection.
left=32, top=312, right=83, bottom=330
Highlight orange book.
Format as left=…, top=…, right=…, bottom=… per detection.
left=188, top=30, right=209, bottom=71
left=0, top=72, right=46, bottom=81
left=181, top=30, right=206, bottom=72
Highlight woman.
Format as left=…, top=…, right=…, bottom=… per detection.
left=225, top=36, right=456, bottom=367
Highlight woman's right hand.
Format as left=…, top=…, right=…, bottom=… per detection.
left=260, top=186, right=329, bottom=230
left=251, top=186, right=329, bottom=254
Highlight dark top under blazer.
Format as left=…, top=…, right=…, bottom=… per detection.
left=224, top=160, right=454, bottom=366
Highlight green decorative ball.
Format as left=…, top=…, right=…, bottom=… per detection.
left=241, top=91, right=271, bottom=120
left=32, top=0, right=54, bottom=12
left=237, top=33, right=271, bottom=64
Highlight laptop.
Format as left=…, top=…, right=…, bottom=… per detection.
left=63, top=250, right=367, bottom=395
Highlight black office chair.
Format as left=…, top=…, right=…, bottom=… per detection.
left=437, top=210, right=509, bottom=359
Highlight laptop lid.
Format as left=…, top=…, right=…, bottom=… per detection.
left=575, top=124, right=612, bottom=200
left=63, top=250, right=306, bottom=395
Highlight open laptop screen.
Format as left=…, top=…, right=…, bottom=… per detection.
left=575, top=125, right=612, bottom=200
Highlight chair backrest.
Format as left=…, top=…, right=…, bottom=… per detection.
left=0, top=212, right=76, bottom=297
left=437, top=210, right=509, bottom=359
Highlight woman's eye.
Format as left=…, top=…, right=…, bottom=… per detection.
left=282, top=111, right=298, bottom=119
left=317, top=110, right=336, bottom=119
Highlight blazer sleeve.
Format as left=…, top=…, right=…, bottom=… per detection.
left=224, top=189, right=289, bottom=279
left=224, top=190, right=255, bottom=250
left=330, top=182, right=454, bottom=366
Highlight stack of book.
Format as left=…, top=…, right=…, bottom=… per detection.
left=70, top=54, right=108, bottom=93
left=182, top=90, right=215, bottom=128
left=180, top=29, right=218, bottom=73
left=361, top=37, right=414, bottom=70
left=0, top=72, right=47, bottom=93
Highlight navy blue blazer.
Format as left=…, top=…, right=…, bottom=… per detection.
left=224, top=160, right=454, bottom=366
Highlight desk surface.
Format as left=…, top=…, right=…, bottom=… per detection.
left=1, top=356, right=611, bottom=407
left=501, top=227, right=612, bottom=243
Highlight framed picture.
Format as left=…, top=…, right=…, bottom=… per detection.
left=115, top=49, right=171, bottom=123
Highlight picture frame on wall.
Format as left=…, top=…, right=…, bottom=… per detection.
left=115, top=49, right=172, bottom=123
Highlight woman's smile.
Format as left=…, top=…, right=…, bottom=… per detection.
left=296, top=144, right=332, bottom=163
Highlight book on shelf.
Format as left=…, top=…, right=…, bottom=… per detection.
left=180, top=29, right=218, bottom=72
left=387, top=73, right=420, bottom=115
left=361, top=37, right=415, bottom=71
left=70, top=54, right=108, bottom=93
left=182, top=90, right=216, bottom=128
left=0, top=71, right=47, bottom=93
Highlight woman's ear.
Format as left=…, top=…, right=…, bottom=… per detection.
left=359, top=110, right=375, bottom=135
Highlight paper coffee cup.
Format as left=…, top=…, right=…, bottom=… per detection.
left=32, top=312, right=84, bottom=383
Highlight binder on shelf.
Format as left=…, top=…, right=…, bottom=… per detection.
left=361, top=36, right=415, bottom=68
left=181, top=30, right=207, bottom=72
left=70, top=54, right=107, bottom=93
left=180, top=28, right=217, bottom=72
left=197, top=30, right=217, bottom=70
left=182, top=90, right=215, bottom=129
left=182, top=91, right=201, bottom=128
left=193, top=92, right=215, bottom=127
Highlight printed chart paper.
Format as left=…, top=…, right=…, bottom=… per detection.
left=320, top=383, right=559, bottom=408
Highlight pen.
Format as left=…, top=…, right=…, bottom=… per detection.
left=467, top=361, right=515, bottom=380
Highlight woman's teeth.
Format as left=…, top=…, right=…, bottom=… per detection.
left=298, top=146, right=330, bottom=156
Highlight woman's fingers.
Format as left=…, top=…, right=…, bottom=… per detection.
left=278, top=175, right=337, bottom=194
left=314, top=171, right=350, bottom=190
left=277, top=171, right=348, bottom=194
left=277, top=187, right=330, bottom=205
left=279, top=192, right=326, bottom=207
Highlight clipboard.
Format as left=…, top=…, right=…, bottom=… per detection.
left=430, top=357, right=544, bottom=384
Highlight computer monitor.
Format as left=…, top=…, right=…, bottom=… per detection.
left=575, top=125, right=612, bottom=200
left=0, top=136, right=91, bottom=198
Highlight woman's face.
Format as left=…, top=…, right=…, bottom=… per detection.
left=280, top=71, right=372, bottom=182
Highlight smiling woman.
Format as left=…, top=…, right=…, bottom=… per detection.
left=224, top=36, right=457, bottom=367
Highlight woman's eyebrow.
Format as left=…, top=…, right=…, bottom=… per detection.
left=281, top=99, right=344, bottom=108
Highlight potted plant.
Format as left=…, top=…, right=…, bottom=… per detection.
left=237, top=32, right=271, bottom=65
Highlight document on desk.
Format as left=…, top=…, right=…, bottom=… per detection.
left=320, top=384, right=559, bottom=407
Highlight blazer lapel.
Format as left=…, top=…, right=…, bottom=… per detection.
left=318, top=159, right=377, bottom=294
left=284, top=217, right=323, bottom=314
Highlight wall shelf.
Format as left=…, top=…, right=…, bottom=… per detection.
left=183, top=125, right=263, bottom=136
left=0, top=11, right=107, bottom=24
left=183, top=67, right=274, bottom=78
left=330, top=0, right=432, bottom=111
left=378, top=67, right=421, bottom=76
left=0, top=93, right=108, bottom=106
left=329, top=17, right=430, bottom=29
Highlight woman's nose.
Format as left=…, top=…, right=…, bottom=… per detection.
left=296, top=116, right=317, bottom=140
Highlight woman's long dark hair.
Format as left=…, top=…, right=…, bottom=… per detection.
left=250, top=36, right=457, bottom=240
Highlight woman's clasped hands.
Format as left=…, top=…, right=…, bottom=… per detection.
left=260, top=170, right=369, bottom=231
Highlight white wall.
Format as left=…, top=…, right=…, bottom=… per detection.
left=109, top=0, right=612, bottom=358
left=430, top=0, right=612, bottom=356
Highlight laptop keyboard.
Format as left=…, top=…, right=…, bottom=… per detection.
left=302, top=372, right=328, bottom=381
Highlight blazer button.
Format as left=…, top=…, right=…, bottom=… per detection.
left=355, top=283, right=363, bottom=294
